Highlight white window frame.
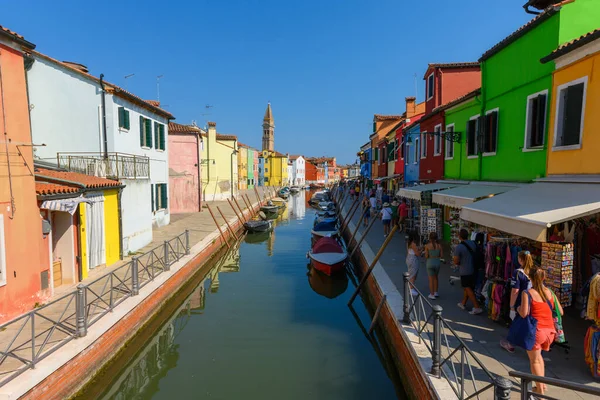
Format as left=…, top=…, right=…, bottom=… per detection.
left=0, top=214, right=6, bottom=287
left=552, top=76, right=587, bottom=152
left=523, top=89, right=549, bottom=152
left=427, top=73, right=435, bottom=100
left=467, top=114, right=479, bottom=159
left=433, top=124, right=442, bottom=156
left=445, top=124, right=455, bottom=160
left=483, top=108, right=499, bottom=157
left=420, top=131, right=428, bottom=159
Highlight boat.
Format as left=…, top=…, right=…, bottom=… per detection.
left=308, top=191, right=331, bottom=206
left=278, top=191, right=290, bottom=200
left=290, top=186, right=301, bottom=193
left=271, top=197, right=288, bottom=205
left=318, top=201, right=335, bottom=211
left=308, top=237, right=348, bottom=275
left=314, top=215, right=338, bottom=228
left=243, top=220, right=272, bottom=233
left=307, top=265, right=348, bottom=299
left=311, top=220, right=339, bottom=242
left=260, top=203, right=280, bottom=215
left=316, top=210, right=336, bottom=218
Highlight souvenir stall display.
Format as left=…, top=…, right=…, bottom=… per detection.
left=541, top=242, right=574, bottom=307
left=420, top=207, right=442, bottom=239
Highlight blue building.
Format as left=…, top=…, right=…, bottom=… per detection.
left=359, top=142, right=371, bottom=180
left=258, top=157, right=265, bottom=186
left=403, top=123, right=420, bottom=185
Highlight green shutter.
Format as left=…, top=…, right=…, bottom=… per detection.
left=140, top=116, right=145, bottom=146
left=374, top=148, right=378, bottom=161
left=154, top=184, right=159, bottom=209
left=118, top=107, right=124, bottom=128
left=146, top=119, right=152, bottom=148
left=159, top=124, right=165, bottom=150
left=161, top=184, right=168, bottom=209
left=151, top=184, right=155, bottom=211
left=124, top=110, right=130, bottom=130
left=154, top=122, right=159, bottom=149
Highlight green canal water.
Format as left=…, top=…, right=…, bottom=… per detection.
left=80, top=192, right=405, bottom=400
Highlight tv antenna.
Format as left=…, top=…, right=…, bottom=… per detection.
left=205, top=104, right=213, bottom=109
left=124, top=73, right=135, bottom=90
left=156, top=75, right=164, bottom=101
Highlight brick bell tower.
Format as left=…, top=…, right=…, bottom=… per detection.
left=262, top=102, right=274, bottom=152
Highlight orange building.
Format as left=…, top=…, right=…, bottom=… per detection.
left=0, top=27, right=49, bottom=321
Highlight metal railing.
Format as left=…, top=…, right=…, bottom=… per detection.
left=402, top=272, right=511, bottom=400
left=509, top=371, right=600, bottom=400
left=56, top=152, right=150, bottom=180
left=0, top=230, right=190, bottom=387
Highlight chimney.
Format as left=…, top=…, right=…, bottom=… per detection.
left=405, top=97, right=417, bottom=119
left=207, top=121, right=216, bottom=142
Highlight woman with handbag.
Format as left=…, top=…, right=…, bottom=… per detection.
left=513, top=267, right=564, bottom=396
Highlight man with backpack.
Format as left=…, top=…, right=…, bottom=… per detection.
left=453, top=229, right=484, bottom=315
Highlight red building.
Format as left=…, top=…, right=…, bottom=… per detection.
left=305, top=160, right=318, bottom=183
left=418, top=63, right=481, bottom=181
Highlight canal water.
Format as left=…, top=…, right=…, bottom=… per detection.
left=79, top=192, right=405, bottom=400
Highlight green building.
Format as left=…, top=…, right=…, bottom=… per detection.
left=247, top=147, right=257, bottom=188
left=445, top=0, right=600, bottom=182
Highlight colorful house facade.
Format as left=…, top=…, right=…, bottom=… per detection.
left=359, top=142, right=371, bottom=181
left=168, top=122, right=203, bottom=213
left=0, top=27, right=48, bottom=322
left=237, top=144, right=248, bottom=191
left=261, top=151, right=289, bottom=186
left=541, top=28, right=600, bottom=175
left=201, top=122, right=238, bottom=200
left=403, top=122, right=422, bottom=184
left=370, top=114, right=402, bottom=181
left=247, top=147, right=258, bottom=188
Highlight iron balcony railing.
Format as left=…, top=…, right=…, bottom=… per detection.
left=56, top=152, right=150, bottom=180
left=0, top=231, right=190, bottom=387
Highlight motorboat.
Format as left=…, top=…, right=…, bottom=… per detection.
left=313, top=215, right=338, bottom=228
left=308, top=237, right=348, bottom=276
left=308, top=191, right=331, bottom=207
left=290, top=186, right=301, bottom=193
left=318, top=201, right=335, bottom=211
left=271, top=197, right=288, bottom=206
left=243, top=220, right=273, bottom=233
left=316, top=210, right=336, bottom=218
left=260, top=201, right=280, bottom=215
left=278, top=190, right=290, bottom=199
left=307, top=265, right=348, bottom=299
left=311, top=220, right=339, bottom=242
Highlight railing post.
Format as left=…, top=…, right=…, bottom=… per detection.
left=185, top=230, right=190, bottom=254
left=164, top=240, right=170, bottom=270
left=131, top=257, right=139, bottom=295
left=115, top=153, right=119, bottom=179
left=494, top=376, right=513, bottom=400
left=133, top=155, right=137, bottom=179
left=431, top=305, right=442, bottom=377
left=402, top=272, right=411, bottom=323
left=76, top=284, right=88, bottom=338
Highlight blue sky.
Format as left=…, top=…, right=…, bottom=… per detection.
left=3, top=0, right=533, bottom=164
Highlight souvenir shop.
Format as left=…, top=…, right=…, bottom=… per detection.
left=396, top=181, right=464, bottom=240
left=458, top=181, right=600, bottom=377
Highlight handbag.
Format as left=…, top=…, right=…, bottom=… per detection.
left=551, top=291, right=566, bottom=343
left=507, top=291, right=537, bottom=351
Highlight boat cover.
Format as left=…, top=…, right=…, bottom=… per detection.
left=312, top=237, right=344, bottom=254
left=313, top=221, right=337, bottom=232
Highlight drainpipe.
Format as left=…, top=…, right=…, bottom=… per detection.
left=99, top=74, right=108, bottom=160
left=117, top=187, right=124, bottom=260
left=197, top=133, right=202, bottom=211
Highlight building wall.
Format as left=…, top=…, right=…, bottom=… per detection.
left=0, top=41, right=48, bottom=322
left=120, top=179, right=152, bottom=254
left=238, top=147, right=248, bottom=190
left=404, top=124, right=420, bottom=184
left=103, top=189, right=120, bottom=266
left=52, top=211, right=76, bottom=285
left=305, top=161, right=317, bottom=183
left=201, top=125, right=237, bottom=200
left=247, top=149, right=255, bottom=188
left=360, top=148, right=371, bottom=179
left=419, top=112, right=445, bottom=182
left=546, top=47, right=600, bottom=175
left=395, top=129, right=405, bottom=176
left=443, top=98, right=481, bottom=180
left=168, top=133, right=200, bottom=214
left=258, top=157, right=265, bottom=186
left=440, top=69, right=482, bottom=106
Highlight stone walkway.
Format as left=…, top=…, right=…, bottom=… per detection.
left=338, top=195, right=600, bottom=399
left=0, top=187, right=273, bottom=387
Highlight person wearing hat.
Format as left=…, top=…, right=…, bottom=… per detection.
left=380, top=202, right=393, bottom=237
left=391, top=200, right=399, bottom=228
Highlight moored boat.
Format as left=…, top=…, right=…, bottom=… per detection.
left=311, top=220, right=339, bottom=242
left=290, top=186, right=300, bottom=193
left=244, top=220, right=273, bottom=233
left=308, top=237, right=348, bottom=276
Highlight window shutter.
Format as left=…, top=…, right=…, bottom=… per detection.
left=118, top=107, right=124, bottom=128
left=491, top=111, right=498, bottom=153
left=155, top=184, right=160, bottom=209
left=535, top=94, right=546, bottom=147
left=154, top=122, right=159, bottom=149
left=151, top=184, right=155, bottom=212
left=146, top=119, right=153, bottom=148
left=124, top=110, right=130, bottom=130
left=140, top=116, right=145, bottom=146
left=160, top=124, right=165, bottom=150
left=160, top=184, right=168, bottom=209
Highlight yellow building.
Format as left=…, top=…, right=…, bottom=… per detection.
left=201, top=122, right=238, bottom=201
left=237, top=144, right=248, bottom=190
left=385, top=129, right=397, bottom=191
left=262, top=151, right=289, bottom=187
left=543, top=29, right=600, bottom=175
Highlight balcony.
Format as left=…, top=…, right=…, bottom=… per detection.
left=57, top=152, right=150, bottom=180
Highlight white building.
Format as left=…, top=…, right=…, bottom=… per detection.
left=289, top=155, right=305, bottom=186
left=26, top=50, right=173, bottom=254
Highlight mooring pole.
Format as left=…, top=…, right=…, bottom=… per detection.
left=206, top=204, right=231, bottom=250
left=247, top=193, right=258, bottom=217
left=227, top=198, right=244, bottom=226
left=233, top=197, right=248, bottom=222
left=349, top=209, right=379, bottom=259
left=217, top=206, right=239, bottom=240
left=253, top=187, right=263, bottom=207
left=337, top=190, right=351, bottom=218
left=241, top=194, right=253, bottom=217
left=347, top=205, right=365, bottom=247
left=340, top=197, right=361, bottom=232
left=348, top=224, right=398, bottom=306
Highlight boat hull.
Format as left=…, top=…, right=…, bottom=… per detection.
left=310, top=259, right=346, bottom=276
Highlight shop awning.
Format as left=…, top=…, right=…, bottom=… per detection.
left=40, top=196, right=91, bottom=215
left=396, top=182, right=465, bottom=201
left=432, top=184, right=516, bottom=209
left=460, top=182, right=600, bottom=242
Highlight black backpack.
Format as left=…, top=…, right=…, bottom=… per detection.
left=461, top=241, right=485, bottom=272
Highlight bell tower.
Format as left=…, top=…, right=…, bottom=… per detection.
left=262, top=102, right=274, bottom=152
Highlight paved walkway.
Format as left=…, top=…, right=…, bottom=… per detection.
left=339, top=195, right=600, bottom=399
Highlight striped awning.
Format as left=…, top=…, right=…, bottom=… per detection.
left=40, top=196, right=91, bottom=215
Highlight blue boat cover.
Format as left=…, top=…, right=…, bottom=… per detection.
left=313, top=220, right=337, bottom=232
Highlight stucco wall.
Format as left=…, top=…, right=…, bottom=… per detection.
left=52, top=212, right=76, bottom=284
left=0, top=41, right=49, bottom=322
left=419, top=113, right=445, bottom=182
left=168, top=133, right=200, bottom=213
left=404, top=124, right=420, bottom=183
left=546, top=48, right=600, bottom=175
left=444, top=98, right=481, bottom=180
left=201, top=126, right=237, bottom=201
left=104, top=189, right=120, bottom=266
left=120, top=179, right=152, bottom=254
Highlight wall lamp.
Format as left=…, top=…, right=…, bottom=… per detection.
left=201, top=159, right=216, bottom=165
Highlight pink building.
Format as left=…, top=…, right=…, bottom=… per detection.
left=168, top=122, right=203, bottom=213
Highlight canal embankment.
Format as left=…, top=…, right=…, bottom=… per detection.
left=336, top=190, right=600, bottom=400
left=0, top=188, right=275, bottom=400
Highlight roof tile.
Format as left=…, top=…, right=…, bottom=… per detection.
left=168, top=122, right=203, bottom=134
left=541, top=28, right=600, bottom=63
left=35, top=182, right=80, bottom=196
left=35, top=167, right=120, bottom=189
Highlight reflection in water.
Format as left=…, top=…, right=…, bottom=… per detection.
left=307, top=265, right=349, bottom=299
left=290, top=192, right=306, bottom=219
